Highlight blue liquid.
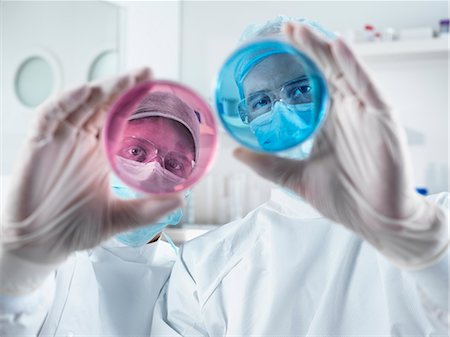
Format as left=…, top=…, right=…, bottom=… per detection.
left=215, top=39, right=329, bottom=153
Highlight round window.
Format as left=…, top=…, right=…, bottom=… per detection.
left=15, top=56, right=55, bottom=108
left=88, top=50, right=119, bottom=81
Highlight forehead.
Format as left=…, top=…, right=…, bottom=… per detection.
left=242, top=54, right=307, bottom=96
left=123, top=117, right=195, bottom=154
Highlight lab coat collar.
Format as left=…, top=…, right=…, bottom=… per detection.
left=91, top=236, right=173, bottom=265
left=269, top=188, right=323, bottom=219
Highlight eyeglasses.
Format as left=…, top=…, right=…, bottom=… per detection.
left=238, top=77, right=313, bottom=124
left=117, top=137, right=195, bottom=178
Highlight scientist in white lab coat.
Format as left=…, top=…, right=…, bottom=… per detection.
left=150, top=17, right=449, bottom=335
left=1, top=17, right=449, bottom=336
left=0, top=68, right=187, bottom=336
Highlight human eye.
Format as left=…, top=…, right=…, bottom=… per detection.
left=248, top=94, right=271, bottom=112
left=165, top=153, right=193, bottom=178
left=285, top=79, right=312, bottom=102
left=166, top=157, right=182, bottom=169
left=290, top=81, right=311, bottom=96
left=165, top=158, right=184, bottom=175
left=118, top=138, right=150, bottom=162
left=125, top=146, right=147, bottom=162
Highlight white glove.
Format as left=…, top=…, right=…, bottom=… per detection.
left=1, top=68, right=182, bottom=295
left=234, top=23, right=448, bottom=269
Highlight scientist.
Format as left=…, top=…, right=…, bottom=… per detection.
left=150, top=17, right=449, bottom=335
left=0, top=69, right=186, bottom=336
left=1, top=17, right=449, bottom=336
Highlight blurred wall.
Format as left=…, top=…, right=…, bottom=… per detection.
left=118, top=1, right=181, bottom=80
left=1, top=1, right=122, bottom=175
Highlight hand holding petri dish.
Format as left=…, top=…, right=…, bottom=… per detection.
left=215, top=38, right=329, bottom=155
left=104, top=81, right=217, bottom=194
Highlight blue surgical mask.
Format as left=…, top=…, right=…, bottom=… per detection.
left=249, top=101, right=315, bottom=152
left=279, top=137, right=314, bottom=160
left=111, top=178, right=184, bottom=247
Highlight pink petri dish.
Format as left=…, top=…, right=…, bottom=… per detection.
left=104, top=80, right=218, bottom=195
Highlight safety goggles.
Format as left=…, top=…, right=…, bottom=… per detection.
left=117, top=137, right=195, bottom=178
left=238, top=76, right=312, bottom=123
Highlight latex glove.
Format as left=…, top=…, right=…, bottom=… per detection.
left=1, top=69, right=183, bottom=295
left=234, top=23, right=448, bottom=269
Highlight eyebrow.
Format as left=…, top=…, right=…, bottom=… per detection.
left=246, top=75, right=309, bottom=98
left=285, top=75, right=309, bottom=83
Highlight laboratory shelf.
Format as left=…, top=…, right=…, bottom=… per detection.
left=353, top=38, right=449, bottom=58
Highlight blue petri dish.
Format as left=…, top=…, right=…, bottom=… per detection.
left=215, top=38, right=329, bottom=154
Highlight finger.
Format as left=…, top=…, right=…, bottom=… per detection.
left=283, top=23, right=342, bottom=81
left=284, top=23, right=356, bottom=103
left=134, top=67, right=153, bottom=83
left=109, top=194, right=183, bottom=234
left=92, top=67, right=152, bottom=107
left=31, top=85, right=91, bottom=141
left=84, top=67, right=153, bottom=132
left=68, top=67, right=152, bottom=130
left=67, top=69, right=137, bottom=127
left=233, top=147, right=305, bottom=191
left=331, top=38, right=387, bottom=110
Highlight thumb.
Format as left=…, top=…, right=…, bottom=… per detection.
left=233, top=147, right=304, bottom=189
left=109, top=195, right=184, bottom=234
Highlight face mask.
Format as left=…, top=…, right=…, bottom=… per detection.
left=111, top=177, right=184, bottom=247
left=279, top=137, right=314, bottom=160
left=249, top=101, right=315, bottom=152
left=115, top=156, right=186, bottom=191
left=114, top=207, right=183, bottom=247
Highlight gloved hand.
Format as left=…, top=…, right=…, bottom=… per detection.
left=1, top=68, right=183, bottom=295
left=234, top=23, right=448, bottom=269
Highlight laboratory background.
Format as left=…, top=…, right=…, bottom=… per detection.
left=1, top=1, right=449, bottom=243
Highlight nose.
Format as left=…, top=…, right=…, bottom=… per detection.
left=151, top=155, right=164, bottom=166
left=272, top=99, right=284, bottom=109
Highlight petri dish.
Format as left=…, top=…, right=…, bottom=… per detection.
left=104, top=80, right=218, bottom=194
left=215, top=38, right=329, bottom=154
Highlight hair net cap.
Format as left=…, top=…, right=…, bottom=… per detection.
left=234, top=16, right=336, bottom=98
left=130, top=91, right=200, bottom=160
left=239, top=15, right=336, bottom=43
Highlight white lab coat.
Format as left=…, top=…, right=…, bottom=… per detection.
left=151, top=189, right=449, bottom=336
left=0, top=239, right=176, bottom=337
left=1, top=190, right=448, bottom=336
